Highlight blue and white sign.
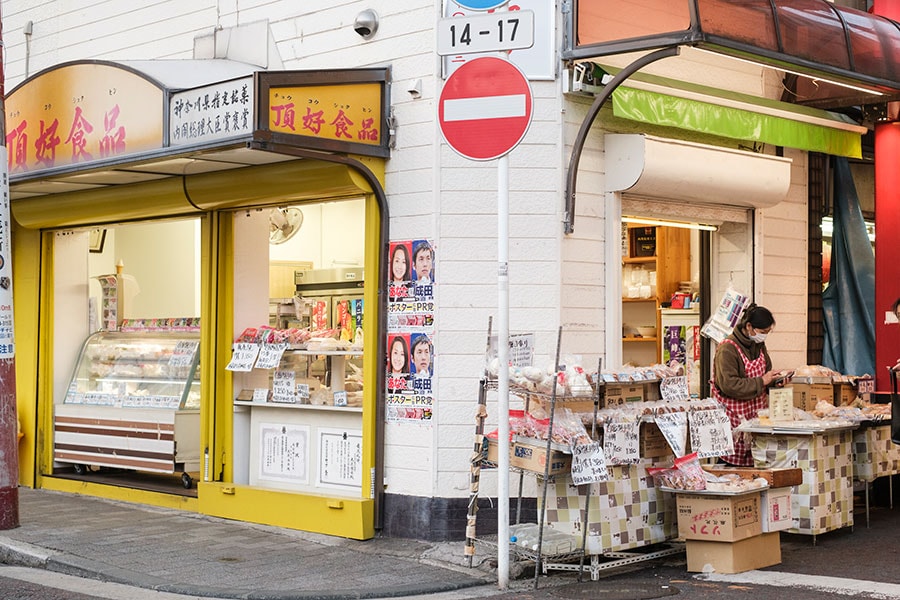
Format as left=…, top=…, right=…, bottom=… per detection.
left=451, top=0, right=509, bottom=10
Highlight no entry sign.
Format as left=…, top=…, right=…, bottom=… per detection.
left=438, top=56, right=533, bottom=161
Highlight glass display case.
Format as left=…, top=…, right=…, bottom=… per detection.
left=54, top=331, right=202, bottom=488
left=63, top=331, right=200, bottom=409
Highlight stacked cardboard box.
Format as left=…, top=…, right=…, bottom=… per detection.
left=787, top=376, right=833, bottom=411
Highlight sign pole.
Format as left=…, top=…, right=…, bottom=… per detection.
left=0, top=2, right=21, bottom=530
left=496, top=153, right=510, bottom=589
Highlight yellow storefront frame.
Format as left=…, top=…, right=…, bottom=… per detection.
left=15, top=154, right=385, bottom=541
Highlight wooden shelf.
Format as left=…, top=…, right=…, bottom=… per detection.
left=623, top=256, right=657, bottom=264
left=622, top=297, right=656, bottom=303
left=622, top=336, right=658, bottom=343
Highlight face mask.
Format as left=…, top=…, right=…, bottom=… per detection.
left=750, top=332, right=768, bottom=343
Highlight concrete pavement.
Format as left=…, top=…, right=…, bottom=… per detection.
left=1, top=485, right=899, bottom=599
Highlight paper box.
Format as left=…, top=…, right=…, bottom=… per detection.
left=787, top=380, right=833, bottom=411
left=603, top=384, right=645, bottom=408
left=701, top=466, right=802, bottom=488
left=640, top=422, right=672, bottom=459
left=675, top=491, right=763, bottom=542
left=486, top=438, right=571, bottom=475
left=833, top=382, right=857, bottom=406
left=686, top=532, right=781, bottom=573
left=761, top=487, right=792, bottom=532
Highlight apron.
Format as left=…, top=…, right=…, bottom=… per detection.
left=711, top=338, right=768, bottom=466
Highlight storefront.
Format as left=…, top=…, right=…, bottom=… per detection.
left=9, top=59, right=390, bottom=540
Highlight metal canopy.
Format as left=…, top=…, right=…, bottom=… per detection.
left=567, top=0, right=900, bottom=110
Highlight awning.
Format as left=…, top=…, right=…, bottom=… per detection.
left=595, top=66, right=866, bottom=158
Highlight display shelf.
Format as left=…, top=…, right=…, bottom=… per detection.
left=234, top=399, right=362, bottom=413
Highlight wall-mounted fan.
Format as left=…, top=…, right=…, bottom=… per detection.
left=269, top=207, right=303, bottom=244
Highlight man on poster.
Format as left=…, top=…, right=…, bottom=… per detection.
left=410, top=333, right=433, bottom=392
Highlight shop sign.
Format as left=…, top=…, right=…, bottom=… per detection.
left=255, top=69, right=391, bottom=158
left=5, top=62, right=164, bottom=175
left=169, top=77, right=253, bottom=146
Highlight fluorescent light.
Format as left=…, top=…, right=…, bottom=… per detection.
left=623, top=216, right=718, bottom=231
left=694, top=48, right=885, bottom=98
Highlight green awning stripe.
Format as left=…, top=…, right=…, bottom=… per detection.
left=611, top=86, right=862, bottom=159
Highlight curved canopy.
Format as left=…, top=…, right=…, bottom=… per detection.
left=569, top=0, right=900, bottom=109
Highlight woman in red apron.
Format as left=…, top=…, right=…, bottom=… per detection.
left=711, top=304, right=790, bottom=466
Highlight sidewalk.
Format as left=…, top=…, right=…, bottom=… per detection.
left=0, top=487, right=496, bottom=599
left=3, top=485, right=900, bottom=600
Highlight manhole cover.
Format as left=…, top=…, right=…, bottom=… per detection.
left=548, top=580, right=678, bottom=600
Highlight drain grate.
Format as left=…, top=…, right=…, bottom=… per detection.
left=548, top=580, right=679, bottom=600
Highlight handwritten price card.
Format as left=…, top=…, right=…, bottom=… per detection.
left=602, top=420, right=641, bottom=465
left=271, top=370, right=297, bottom=403
left=660, top=376, right=690, bottom=401
left=226, top=343, right=260, bottom=372
left=768, top=387, right=794, bottom=422
left=688, top=408, right=734, bottom=459
left=169, top=340, right=200, bottom=367
left=654, top=411, right=688, bottom=457
left=570, top=442, right=609, bottom=485
left=255, top=343, right=289, bottom=370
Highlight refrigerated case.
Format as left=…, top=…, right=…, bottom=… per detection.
left=53, top=331, right=201, bottom=487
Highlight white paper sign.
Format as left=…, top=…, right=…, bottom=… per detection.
left=570, top=442, right=609, bottom=485
left=296, top=383, right=310, bottom=400
left=654, top=412, right=688, bottom=457
left=255, top=343, right=288, bottom=370
left=660, top=376, right=690, bottom=401
left=688, top=408, right=734, bottom=459
left=768, top=387, right=794, bottom=422
left=226, top=343, right=260, bottom=372
left=271, top=370, right=297, bottom=403
left=333, top=390, right=348, bottom=407
left=602, top=420, right=642, bottom=465
left=252, top=388, right=269, bottom=403
left=169, top=340, right=200, bottom=367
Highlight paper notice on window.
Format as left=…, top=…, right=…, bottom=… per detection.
left=603, top=420, right=641, bottom=465
left=654, top=411, right=688, bottom=457
left=226, top=343, right=260, bottom=372
left=169, top=340, right=200, bottom=367
left=768, top=387, right=794, bottom=422
left=570, top=442, right=609, bottom=485
left=688, top=408, right=734, bottom=459
left=272, top=370, right=297, bottom=403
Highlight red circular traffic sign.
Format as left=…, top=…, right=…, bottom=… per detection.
left=438, top=57, right=533, bottom=161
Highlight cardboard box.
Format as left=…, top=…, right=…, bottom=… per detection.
left=603, top=384, right=645, bottom=408
left=761, top=487, right=793, bottom=532
left=486, top=438, right=571, bottom=475
left=788, top=380, right=833, bottom=411
left=686, top=531, right=781, bottom=573
left=701, top=466, right=802, bottom=488
left=675, top=491, right=762, bottom=542
left=640, top=422, right=672, bottom=459
left=833, top=382, right=857, bottom=406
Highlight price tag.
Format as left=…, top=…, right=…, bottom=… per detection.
left=688, top=408, right=734, bottom=459
left=768, top=387, right=794, bottom=422
left=333, top=391, right=348, bottom=407
left=660, top=376, right=690, bottom=401
left=603, top=420, right=641, bottom=465
left=252, top=388, right=269, bottom=403
left=169, top=340, right=200, bottom=367
left=570, top=442, right=609, bottom=485
left=255, top=343, right=288, bottom=370
left=271, top=370, right=297, bottom=403
left=226, top=343, right=260, bottom=372
left=296, top=383, right=310, bottom=400
left=654, top=412, right=688, bottom=457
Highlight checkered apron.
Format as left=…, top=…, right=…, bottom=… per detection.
left=712, top=339, right=768, bottom=466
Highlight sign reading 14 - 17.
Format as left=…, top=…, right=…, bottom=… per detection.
left=437, top=10, right=534, bottom=56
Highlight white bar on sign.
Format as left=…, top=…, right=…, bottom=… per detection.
left=443, top=94, right=526, bottom=122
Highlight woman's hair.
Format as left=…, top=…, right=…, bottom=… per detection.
left=388, top=335, right=409, bottom=372
left=391, top=244, right=411, bottom=281
left=739, top=303, right=775, bottom=330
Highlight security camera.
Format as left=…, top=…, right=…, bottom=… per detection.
left=354, top=9, right=379, bottom=40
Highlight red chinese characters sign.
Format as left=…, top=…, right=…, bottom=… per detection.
left=256, top=69, right=390, bottom=159
left=5, top=63, right=164, bottom=175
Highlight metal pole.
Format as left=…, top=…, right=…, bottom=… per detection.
left=0, top=2, right=21, bottom=530
left=497, top=154, right=510, bottom=589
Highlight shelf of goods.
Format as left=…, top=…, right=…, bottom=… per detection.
left=53, top=331, right=201, bottom=488
left=233, top=344, right=364, bottom=496
left=621, top=225, right=691, bottom=367
left=472, top=374, right=694, bottom=581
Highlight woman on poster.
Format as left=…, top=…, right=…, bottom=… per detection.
left=387, top=334, right=411, bottom=392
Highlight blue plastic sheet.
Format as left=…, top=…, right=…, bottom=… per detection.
left=822, top=157, right=875, bottom=376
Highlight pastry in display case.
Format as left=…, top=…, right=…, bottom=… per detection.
left=53, top=331, right=202, bottom=488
